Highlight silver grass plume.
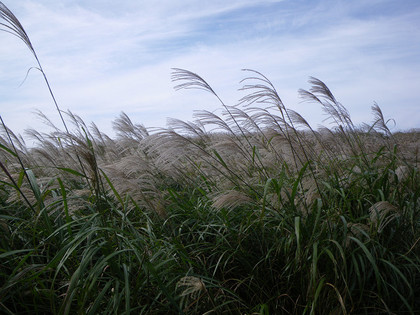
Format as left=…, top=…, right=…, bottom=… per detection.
left=212, top=190, right=254, bottom=211
left=113, top=112, right=149, bottom=141
left=371, top=102, right=394, bottom=138
left=239, top=70, right=305, bottom=168
left=299, top=77, right=353, bottom=130
left=369, top=201, right=400, bottom=233
left=171, top=68, right=258, bottom=167
left=172, top=68, right=220, bottom=100
left=299, top=77, right=372, bottom=167
left=165, top=117, right=208, bottom=141
left=0, top=2, right=35, bottom=55
left=239, top=69, right=286, bottom=111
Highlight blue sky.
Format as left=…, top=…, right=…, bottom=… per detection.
left=1, top=0, right=419, bottom=139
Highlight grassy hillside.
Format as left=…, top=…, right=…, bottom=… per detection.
left=1, top=2, right=419, bottom=314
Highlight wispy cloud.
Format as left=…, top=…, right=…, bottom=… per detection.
left=1, top=0, right=419, bottom=138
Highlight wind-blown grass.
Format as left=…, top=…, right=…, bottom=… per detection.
left=1, top=1, right=420, bottom=314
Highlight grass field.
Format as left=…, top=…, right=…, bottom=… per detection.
left=1, top=2, right=419, bottom=314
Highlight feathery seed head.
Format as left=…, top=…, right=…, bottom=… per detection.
left=212, top=190, right=254, bottom=210
left=176, top=276, right=206, bottom=298
left=395, top=165, right=410, bottom=182
left=369, top=201, right=400, bottom=233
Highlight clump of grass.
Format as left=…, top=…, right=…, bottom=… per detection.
left=1, top=2, right=420, bottom=314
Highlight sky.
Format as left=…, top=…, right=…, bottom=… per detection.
left=0, top=0, right=419, bottom=141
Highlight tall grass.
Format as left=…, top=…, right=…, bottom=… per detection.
left=1, top=2, right=420, bottom=314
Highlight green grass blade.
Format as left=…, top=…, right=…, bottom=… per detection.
left=348, top=236, right=382, bottom=292
left=0, top=249, right=33, bottom=259
left=123, top=263, right=130, bottom=313
left=294, top=216, right=301, bottom=259
left=86, top=280, right=114, bottom=315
